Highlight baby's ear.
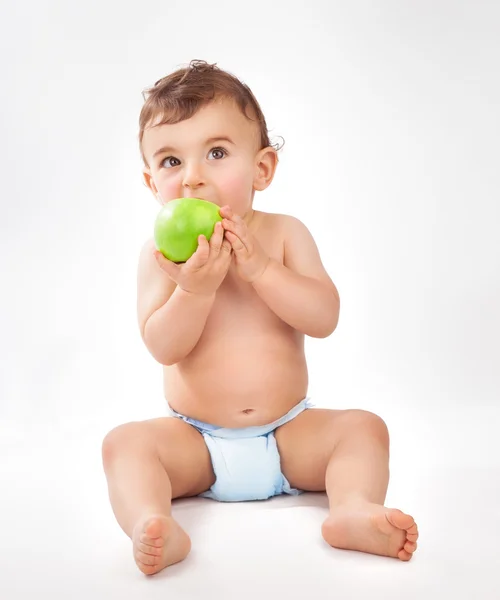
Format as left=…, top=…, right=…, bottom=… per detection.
left=142, top=169, right=160, bottom=202
left=253, top=147, right=278, bottom=191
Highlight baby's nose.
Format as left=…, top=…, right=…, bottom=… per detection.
left=182, top=163, right=205, bottom=189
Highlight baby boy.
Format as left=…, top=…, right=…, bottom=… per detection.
left=102, top=59, right=418, bottom=575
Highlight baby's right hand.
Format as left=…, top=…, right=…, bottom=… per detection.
left=153, top=221, right=233, bottom=296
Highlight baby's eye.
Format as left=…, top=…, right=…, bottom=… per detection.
left=161, top=156, right=180, bottom=168
left=208, top=147, right=227, bottom=160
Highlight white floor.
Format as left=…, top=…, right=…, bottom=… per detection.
left=1, top=416, right=499, bottom=600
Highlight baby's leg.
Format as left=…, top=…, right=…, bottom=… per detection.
left=276, top=409, right=418, bottom=561
left=321, top=412, right=418, bottom=560
left=102, top=418, right=215, bottom=575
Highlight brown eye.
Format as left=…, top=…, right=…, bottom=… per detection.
left=209, top=147, right=227, bottom=160
left=162, top=156, right=180, bottom=168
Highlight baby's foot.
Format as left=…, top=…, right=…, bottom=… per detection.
left=132, top=515, right=191, bottom=575
left=322, top=502, right=418, bottom=561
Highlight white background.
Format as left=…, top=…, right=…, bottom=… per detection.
left=1, top=1, right=499, bottom=598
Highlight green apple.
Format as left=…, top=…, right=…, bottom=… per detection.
left=154, top=197, right=223, bottom=263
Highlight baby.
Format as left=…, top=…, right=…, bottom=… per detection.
left=102, top=60, right=419, bottom=575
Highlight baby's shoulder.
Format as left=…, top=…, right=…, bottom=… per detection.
left=258, top=211, right=308, bottom=240
left=138, top=237, right=156, bottom=262
left=258, top=210, right=302, bottom=228
left=137, top=237, right=159, bottom=276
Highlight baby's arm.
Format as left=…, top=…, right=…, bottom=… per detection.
left=137, top=239, right=216, bottom=365
left=251, top=216, right=340, bottom=338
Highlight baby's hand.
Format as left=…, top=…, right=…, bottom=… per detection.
left=154, top=221, right=232, bottom=295
left=220, top=206, right=270, bottom=283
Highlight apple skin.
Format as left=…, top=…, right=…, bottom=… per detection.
left=154, top=197, right=223, bottom=263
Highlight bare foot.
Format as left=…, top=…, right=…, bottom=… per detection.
left=322, top=502, right=419, bottom=561
left=132, top=515, right=191, bottom=575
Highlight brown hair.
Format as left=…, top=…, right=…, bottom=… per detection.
left=138, top=59, right=284, bottom=167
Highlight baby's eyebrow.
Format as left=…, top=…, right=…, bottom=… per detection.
left=152, top=136, right=235, bottom=159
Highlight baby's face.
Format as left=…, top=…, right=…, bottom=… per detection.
left=142, top=98, right=264, bottom=217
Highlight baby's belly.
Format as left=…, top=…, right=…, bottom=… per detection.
left=163, top=334, right=308, bottom=428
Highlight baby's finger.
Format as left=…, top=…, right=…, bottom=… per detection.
left=209, top=222, right=224, bottom=256
left=225, top=230, right=246, bottom=254
left=220, top=238, right=232, bottom=255
left=219, top=205, right=233, bottom=219
left=186, top=235, right=210, bottom=269
left=218, top=238, right=233, bottom=263
left=220, top=239, right=233, bottom=270
left=154, top=250, right=180, bottom=278
left=222, top=218, right=248, bottom=246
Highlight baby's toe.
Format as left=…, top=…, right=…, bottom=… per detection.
left=136, top=560, right=159, bottom=575
left=136, top=550, right=158, bottom=567
left=404, top=540, right=417, bottom=553
left=139, top=534, right=163, bottom=548
left=137, top=542, right=162, bottom=556
left=398, top=548, right=413, bottom=561
left=144, top=518, right=163, bottom=539
left=388, top=509, right=415, bottom=530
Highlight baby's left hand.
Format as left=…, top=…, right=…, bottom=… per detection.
left=220, top=205, right=270, bottom=283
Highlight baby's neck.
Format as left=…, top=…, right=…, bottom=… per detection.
left=244, top=208, right=265, bottom=234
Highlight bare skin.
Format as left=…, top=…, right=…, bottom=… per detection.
left=132, top=516, right=191, bottom=575
left=163, top=210, right=309, bottom=428
left=102, top=212, right=418, bottom=574
left=102, top=98, right=418, bottom=575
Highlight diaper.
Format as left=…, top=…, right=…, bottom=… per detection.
left=167, top=397, right=314, bottom=502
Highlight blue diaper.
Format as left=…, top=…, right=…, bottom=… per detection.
left=167, top=398, right=314, bottom=502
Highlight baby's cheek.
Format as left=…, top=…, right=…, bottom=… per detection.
left=159, top=179, right=181, bottom=200
left=219, top=173, right=251, bottom=204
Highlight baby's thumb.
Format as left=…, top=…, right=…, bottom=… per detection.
left=154, top=250, right=179, bottom=278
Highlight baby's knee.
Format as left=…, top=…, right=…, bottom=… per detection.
left=343, top=410, right=389, bottom=445
left=101, top=421, right=148, bottom=464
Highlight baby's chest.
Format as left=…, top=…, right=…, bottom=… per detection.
left=212, top=278, right=271, bottom=321
left=205, top=271, right=282, bottom=336
left=208, top=221, right=286, bottom=328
